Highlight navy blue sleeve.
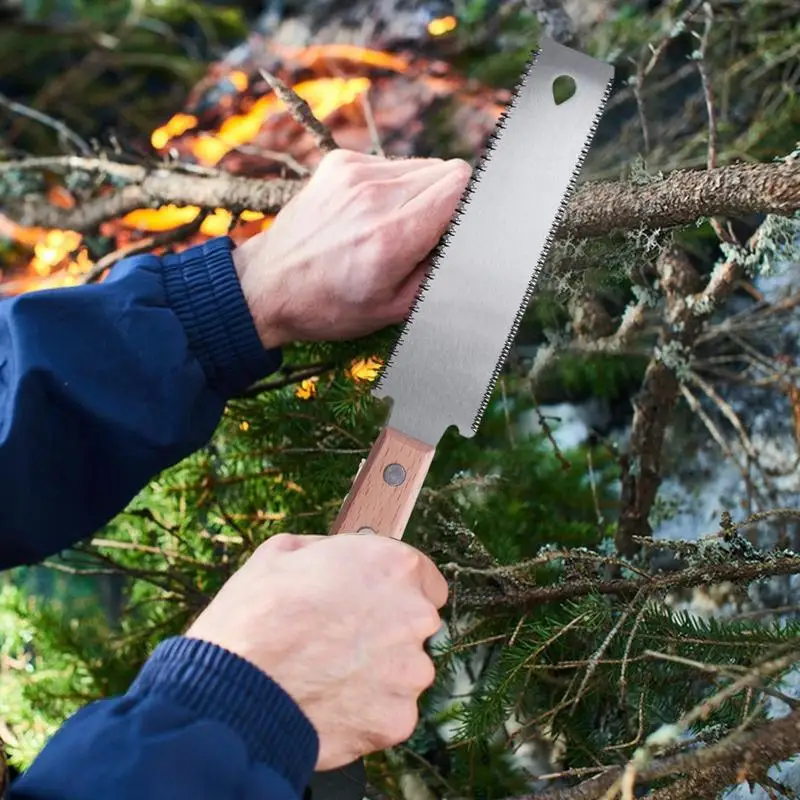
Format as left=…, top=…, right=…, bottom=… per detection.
left=0, top=236, right=282, bottom=568
left=9, top=637, right=320, bottom=800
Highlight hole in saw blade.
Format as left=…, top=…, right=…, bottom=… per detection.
left=552, top=74, right=577, bottom=106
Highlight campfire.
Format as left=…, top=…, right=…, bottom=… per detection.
left=0, top=14, right=507, bottom=296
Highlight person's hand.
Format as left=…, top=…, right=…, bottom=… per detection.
left=185, top=531, right=449, bottom=771
left=232, top=149, right=472, bottom=349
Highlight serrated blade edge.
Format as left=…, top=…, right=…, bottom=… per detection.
left=374, top=38, right=614, bottom=446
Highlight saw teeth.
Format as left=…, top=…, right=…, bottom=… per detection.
left=469, top=73, right=614, bottom=432
left=374, top=45, right=544, bottom=396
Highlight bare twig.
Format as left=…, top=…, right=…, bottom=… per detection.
left=644, top=649, right=800, bottom=711
left=235, top=362, right=339, bottom=397
left=259, top=68, right=339, bottom=153
left=0, top=91, right=90, bottom=154
left=82, top=209, right=209, bottom=283
left=360, top=88, right=385, bottom=157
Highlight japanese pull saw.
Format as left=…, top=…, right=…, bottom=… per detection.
left=330, top=38, right=614, bottom=541
left=307, top=35, right=614, bottom=800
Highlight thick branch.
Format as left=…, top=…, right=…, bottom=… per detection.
left=5, top=169, right=302, bottom=231
left=1, top=159, right=796, bottom=236
left=563, top=160, right=799, bottom=239
left=454, top=553, right=800, bottom=610
left=615, top=246, right=705, bottom=555
left=526, top=707, right=800, bottom=800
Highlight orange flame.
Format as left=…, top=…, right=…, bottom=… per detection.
left=177, top=77, right=371, bottom=166
left=125, top=72, right=372, bottom=235
left=1, top=45, right=439, bottom=295
left=428, top=16, right=458, bottom=36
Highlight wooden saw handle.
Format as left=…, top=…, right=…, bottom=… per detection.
left=330, top=426, right=436, bottom=539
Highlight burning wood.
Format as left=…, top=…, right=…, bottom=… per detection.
left=1, top=19, right=507, bottom=296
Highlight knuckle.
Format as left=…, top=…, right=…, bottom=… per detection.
left=321, top=147, right=356, bottom=169
left=262, top=532, right=295, bottom=550
left=394, top=700, right=419, bottom=743
left=414, top=605, right=442, bottom=639
left=388, top=704, right=419, bottom=744
left=410, top=654, right=437, bottom=691
left=351, top=179, right=382, bottom=208
left=397, top=542, right=424, bottom=568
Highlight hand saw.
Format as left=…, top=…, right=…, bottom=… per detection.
left=306, top=36, right=614, bottom=800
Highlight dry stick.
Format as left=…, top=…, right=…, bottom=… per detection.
left=3, top=158, right=798, bottom=235
left=564, top=158, right=799, bottom=239
left=693, top=1, right=737, bottom=245
left=360, top=88, right=385, bottom=157
left=618, top=601, right=649, bottom=705
left=568, top=591, right=645, bottom=711
left=258, top=68, right=339, bottom=153
left=225, top=140, right=310, bottom=176
left=678, top=383, right=754, bottom=494
left=644, top=649, right=800, bottom=711
left=4, top=169, right=301, bottom=232
left=0, top=91, right=91, bottom=154
left=688, top=370, right=760, bottom=463
left=441, top=547, right=654, bottom=585
left=81, top=210, right=209, bottom=284
left=630, top=0, right=705, bottom=155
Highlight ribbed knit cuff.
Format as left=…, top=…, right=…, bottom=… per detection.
left=162, top=237, right=282, bottom=396
left=128, top=636, right=319, bottom=795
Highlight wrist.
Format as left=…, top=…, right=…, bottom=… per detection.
left=232, top=237, right=292, bottom=351
left=162, top=237, right=283, bottom=394
left=128, top=636, right=319, bottom=794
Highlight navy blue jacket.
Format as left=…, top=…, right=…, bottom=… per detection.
left=1, top=237, right=319, bottom=798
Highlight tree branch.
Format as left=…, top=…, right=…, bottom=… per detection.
left=2, top=159, right=796, bottom=237
left=525, top=707, right=800, bottom=800
left=259, top=69, right=340, bottom=153
left=3, top=166, right=302, bottom=232
left=453, top=552, right=800, bottom=610
left=563, top=159, right=799, bottom=240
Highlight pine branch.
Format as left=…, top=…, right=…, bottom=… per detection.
left=524, top=706, right=800, bottom=800
left=454, top=551, right=800, bottom=610
left=1, top=158, right=796, bottom=237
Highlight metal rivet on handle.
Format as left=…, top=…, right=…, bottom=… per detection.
left=357, top=526, right=375, bottom=534
left=383, top=463, right=407, bottom=486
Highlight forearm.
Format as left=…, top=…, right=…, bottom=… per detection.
left=9, top=637, right=319, bottom=800
left=0, top=237, right=281, bottom=569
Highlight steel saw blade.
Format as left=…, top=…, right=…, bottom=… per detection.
left=373, top=38, right=614, bottom=447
